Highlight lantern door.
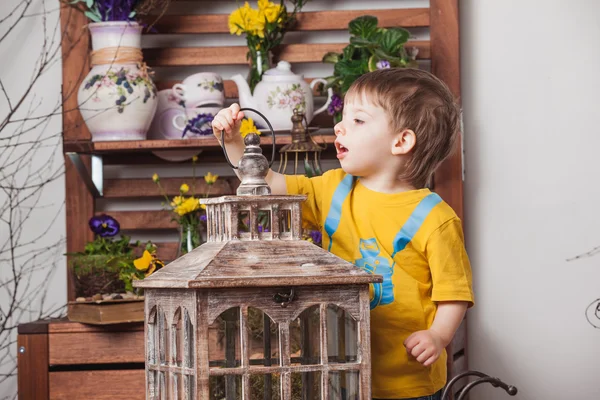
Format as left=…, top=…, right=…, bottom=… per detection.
left=203, top=285, right=372, bottom=400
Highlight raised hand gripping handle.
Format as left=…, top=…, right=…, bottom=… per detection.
left=219, top=107, right=276, bottom=169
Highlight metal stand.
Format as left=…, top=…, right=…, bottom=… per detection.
left=442, top=370, right=517, bottom=400
left=66, top=152, right=103, bottom=197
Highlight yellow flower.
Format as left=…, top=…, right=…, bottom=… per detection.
left=258, top=0, right=283, bottom=24
left=134, top=250, right=152, bottom=271
left=192, top=155, right=198, bottom=163
left=175, top=197, right=200, bottom=216
left=134, top=250, right=164, bottom=277
left=180, top=183, right=190, bottom=194
left=239, top=118, right=261, bottom=138
left=171, top=195, right=184, bottom=207
left=204, top=172, right=219, bottom=185
left=152, top=173, right=159, bottom=183
left=229, top=2, right=260, bottom=36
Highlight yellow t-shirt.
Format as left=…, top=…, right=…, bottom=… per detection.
left=285, top=169, right=474, bottom=399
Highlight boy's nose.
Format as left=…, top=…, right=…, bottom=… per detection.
left=334, top=122, right=345, bottom=136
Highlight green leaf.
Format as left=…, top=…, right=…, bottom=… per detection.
left=129, top=11, right=136, bottom=18
left=334, top=58, right=365, bottom=77
left=322, top=52, right=340, bottom=64
left=342, top=45, right=356, bottom=61
left=304, top=158, right=315, bottom=178
left=379, top=27, right=410, bottom=55
left=349, top=36, right=377, bottom=50
left=84, top=10, right=101, bottom=22
left=348, top=15, right=378, bottom=39
left=85, top=0, right=93, bottom=7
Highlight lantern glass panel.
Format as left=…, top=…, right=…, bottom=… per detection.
left=249, top=373, right=281, bottom=400
left=328, top=371, right=359, bottom=400
left=257, top=210, right=271, bottom=233
left=209, top=307, right=241, bottom=368
left=173, top=308, right=183, bottom=367
left=184, top=375, right=194, bottom=400
left=290, top=305, right=320, bottom=366
left=247, top=307, right=279, bottom=366
left=327, top=305, right=358, bottom=364
left=184, top=309, right=194, bottom=369
left=148, top=306, right=157, bottom=365
left=238, top=211, right=250, bottom=233
left=209, top=375, right=242, bottom=400
left=148, top=370, right=157, bottom=399
left=279, top=209, right=291, bottom=233
left=158, top=308, right=169, bottom=365
left=159, top=371, right=167, bottom=400
left=291, top=371, right=321, bottom=400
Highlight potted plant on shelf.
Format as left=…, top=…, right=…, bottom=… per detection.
left=321, top=15, right=419, bottom=123
left=64, top=0, right=170, bottom=142
left=67, top=213, right=163, bottom=324
left=152, top=156, right=223, bottom=256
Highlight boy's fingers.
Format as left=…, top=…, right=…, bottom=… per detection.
left=223, top=112, right=234, bottom=126
left=416, top=348, right=432, bottom=363
left=423, top=354, right=438, bottom=367
left=230, top=103, right=240, bottom=115
left=404, top=333, right=419, bottom=350
left=236, top=111, right=245, bottom=121
left=410, top=343, right=425, bottom=358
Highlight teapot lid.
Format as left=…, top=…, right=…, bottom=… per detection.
left=264, top=61, right=298, bottom=77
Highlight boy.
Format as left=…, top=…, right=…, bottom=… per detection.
left=212, top=68, right=474, bottom=400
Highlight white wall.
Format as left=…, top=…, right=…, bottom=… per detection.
left=6, top=0, right=600, bottom=398
left=0, top=0, right=66, bottom=398
left=461, top=0, right=600, bottom=398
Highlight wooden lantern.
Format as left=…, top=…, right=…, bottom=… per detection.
left=135, top=132, right=381, bottom=400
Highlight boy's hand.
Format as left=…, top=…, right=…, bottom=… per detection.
left=404, top=329, right=445, bottom=367
left=212, top=103, right=244, bottom=143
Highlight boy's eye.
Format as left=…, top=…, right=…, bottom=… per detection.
left=353, top=119, right=364, bottom=125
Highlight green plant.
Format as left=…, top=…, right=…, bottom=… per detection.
left=68, top=214, right=162, bottom=297
left=321, top=15, right=419, bottom=122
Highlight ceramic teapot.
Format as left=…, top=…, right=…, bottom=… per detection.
left=231, top=61, right=333, bottom=131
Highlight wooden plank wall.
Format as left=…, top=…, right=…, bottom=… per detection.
left=55, top=0, right=467, bottom=398
left=87, top=0, right=444, bottom=288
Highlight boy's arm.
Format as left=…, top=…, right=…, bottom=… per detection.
left=213, top=104, right=287, bottom=195
left=404, top=301, right=467, bottom=367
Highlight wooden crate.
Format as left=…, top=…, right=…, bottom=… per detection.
left=18, top=1, right=468, bottom=399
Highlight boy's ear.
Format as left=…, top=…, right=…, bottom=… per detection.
left=391, top=129, right=416, bottom=155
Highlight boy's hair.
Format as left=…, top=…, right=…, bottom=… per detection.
left=345, top=68, right=461, bottom=188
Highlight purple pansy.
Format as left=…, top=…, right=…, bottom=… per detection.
left=199, top=214, right=207, bottom=222
left=89, top=214, right=120, bottom=237
left=327, top=94, right=343, bottom=116
left=309, top=230, right=322, bottom=245
left=257, top=224, right=270, bottom=233
left=376, top=60, right=391, bottom=69
left=95, top=0, right=141, bottom=22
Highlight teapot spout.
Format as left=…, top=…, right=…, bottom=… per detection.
left=231, top=74, right=257, bottom=110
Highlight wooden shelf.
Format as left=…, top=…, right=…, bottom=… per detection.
left=63, top=132, right=336, bottom=154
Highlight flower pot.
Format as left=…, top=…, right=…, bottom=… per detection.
left=77, top=22, right=157, bottom=142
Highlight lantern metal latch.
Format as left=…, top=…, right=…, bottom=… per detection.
left=273, top=288, right=295, bottom=308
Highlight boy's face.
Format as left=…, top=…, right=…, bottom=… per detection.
left=334, top=93, right=398, bottom=177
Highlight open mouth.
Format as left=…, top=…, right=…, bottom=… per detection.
left=335, top=141, right=348, bottom=157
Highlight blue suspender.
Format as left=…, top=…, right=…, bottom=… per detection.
left=390, top=193, right=442, bottom=258
left=324, top=174, right=442, bottom=308
left=324, top=174, right=355, bottom=251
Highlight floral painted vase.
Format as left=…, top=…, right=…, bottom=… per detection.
left=77, top=22, right=157, bottom=142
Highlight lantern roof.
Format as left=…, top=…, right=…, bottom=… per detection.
left=135, top=239, right=381, bottom=289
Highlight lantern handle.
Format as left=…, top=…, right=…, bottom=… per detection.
left=219, top=107, right=276, bottom=170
